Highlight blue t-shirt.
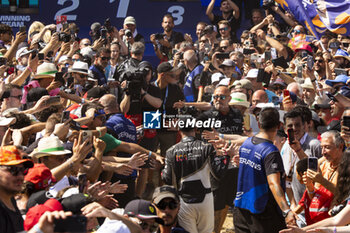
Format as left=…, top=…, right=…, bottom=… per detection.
left=106, top=113, right=137, bottom=179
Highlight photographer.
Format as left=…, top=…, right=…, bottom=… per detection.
left=120, top=60, right=162, bottom=123
left=120, top=16, right=145, bottom=52
left=150, top=14, right=184, bottom=61
left=114, top=42, right=144, bottom=83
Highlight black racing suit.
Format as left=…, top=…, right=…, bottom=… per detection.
left=162, top=136, right=229, bottom=202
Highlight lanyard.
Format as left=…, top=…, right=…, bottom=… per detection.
left=155, top=80, right=168, bottom=114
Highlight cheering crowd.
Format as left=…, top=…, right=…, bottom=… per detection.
left=0, top=0, right=350, bottom=232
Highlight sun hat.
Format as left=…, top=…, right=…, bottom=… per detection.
left=152, top=185, right=179, bottom=205
left=34, top=62, right=57, bottom=79
left=301, top=78, right=315, bottom=90
left=16, top=47, right=30, bottom=60
left=219, top=59, right=235, bottom=68
left=245, top=69, right=259, bottom=79
left=211, top=72, right=225, bottom=84
left=0, top=116, right=16, bottom=126
left=24, top=163, right=56, bottom=190
left=31, top=135, right=71, bottom=158
left=0, top=145, right=33, bottom=168
left=24, top=198, right=63, bottom=231
left=229, top=92, right=250, bottom=108
left=68, top=61, right=89, bottom=75
left=124, top=16, right=136, bottom=25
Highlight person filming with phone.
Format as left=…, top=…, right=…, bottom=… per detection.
left=281, top=108, right=322, bottom=226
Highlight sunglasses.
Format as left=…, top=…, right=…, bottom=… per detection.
left=315, top=59, right=324, bottom=63
left=0, top=166, right=28, bottom=176
left=273, top=86, right=285, bottom=91
left=156, top=200, right=178, bottom=210
left=101, top=57, right=111, bottom=61
left=83, top=43, right=91, bottom=46
left=72, top=59, right=80, bottom=62
left=220, top=46, right=228, bottom=51
left=200, top=39, right=208, bottom=43
left=293, top=30, right=302, bottom=34
left=219, top=27, right=229, bottom=31
left=139, top=222, right=158, bottom=232
left=213, top=95, right=227, bottom=100
left=10, top=95, right=22, bottom=100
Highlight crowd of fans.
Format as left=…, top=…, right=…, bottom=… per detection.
left=0, top=0, right=350, bottom=232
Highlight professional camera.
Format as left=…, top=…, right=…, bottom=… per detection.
left=58, top=32, right=71, bottom=43
left=104, top=18, right=113, bottom=33
left=125, top=29, right=133, bottom=38
left=262, top=0, right=276, bottom=9
left=121, top=67, right=148, bottom=100
left=154, top=33, right=164, bottom=40
left=178, top=106, right=199, bottom=117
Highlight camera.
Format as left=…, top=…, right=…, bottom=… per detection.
left=178, top=106, right=199, bottom=117
left=263, top=0, right=276, bottom=9
left=58, top=32, right=71, bottom=43
left=104, top=18, right=113, bottom=33
left=155, top=33, right=164, bottom=40
left=121, top=67, right=148, bottom=100
left=125, top=29, right=133, bottom=38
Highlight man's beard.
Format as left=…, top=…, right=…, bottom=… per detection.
left=0, top=184, right=21, bottom=196
left=164, top=215, right=177, bottom=227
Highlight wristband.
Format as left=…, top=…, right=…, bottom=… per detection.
left=81, top=98, right=85, bottom=104
left=334, top=226, right=337, bottom=233
left=27, top=66, right=33, bottom=73
left=219, top=133, right=224, bottom=139
left=32, top=223, right=44, bottom=233
left=311, top=79, right=316, bottom=82
left=148, top=151, right=152, bottom=159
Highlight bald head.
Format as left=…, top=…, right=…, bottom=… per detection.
left=99, top=94, right=119, bottom=114
left=214, top=86, right=230, bottom=96
left=183, top=49, right=198, bottom=68
left=287, top=82, right=302, bottom=98
left=252, top=90, right=268, bottom=107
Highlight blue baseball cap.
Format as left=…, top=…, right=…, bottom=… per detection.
left=325, top=74, right=350, bottom=87
left=339, top=86, right=350, bottom=98
left=334, top=49, right=350, bottom=61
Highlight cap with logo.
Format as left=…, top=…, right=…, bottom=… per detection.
left=152, top=185, right=179, bottom=205
left=124, top=199, right=163, bottom=224
left=24, top=163, right=56, bottom=190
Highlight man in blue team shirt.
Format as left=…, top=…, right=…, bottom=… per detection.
left=99, top=94, right=137, bottom=207
left=234, top=107, right=297, bottom=233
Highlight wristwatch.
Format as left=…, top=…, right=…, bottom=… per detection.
left=282, top=209, right=291, bottom=217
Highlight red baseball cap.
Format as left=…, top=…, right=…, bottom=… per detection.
left=24, top=198, right=63, bottom=231
left=24, top=163, right=56, bottom=190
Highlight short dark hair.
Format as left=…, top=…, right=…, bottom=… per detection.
left=258, top=107, right=280, bottom=131
left=96, top=47, right=111, bottom=57
left=81, top=102, right=104, bottom=117
left=0, top=23, right=12, bottom=35
left=163, top=14, right=174, bottom=23
left=284, top=108, right=304, bottom=124
left=296, top=158, right=308, bottom=175
left=294, top=106, right=312, bottom=124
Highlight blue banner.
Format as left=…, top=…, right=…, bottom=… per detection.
left=276, top=0, right=350, bottom=36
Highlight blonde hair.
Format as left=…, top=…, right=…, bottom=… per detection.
left=27, top=21, right=52, bottom=43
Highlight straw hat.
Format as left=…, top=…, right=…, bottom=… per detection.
left=229, top=92, right=250, bottom=108
left=34, top=62, right=57, bottom=79
left=68, top=61, right=89, bottom=75
left=31, top=136, right=71, bottom=158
